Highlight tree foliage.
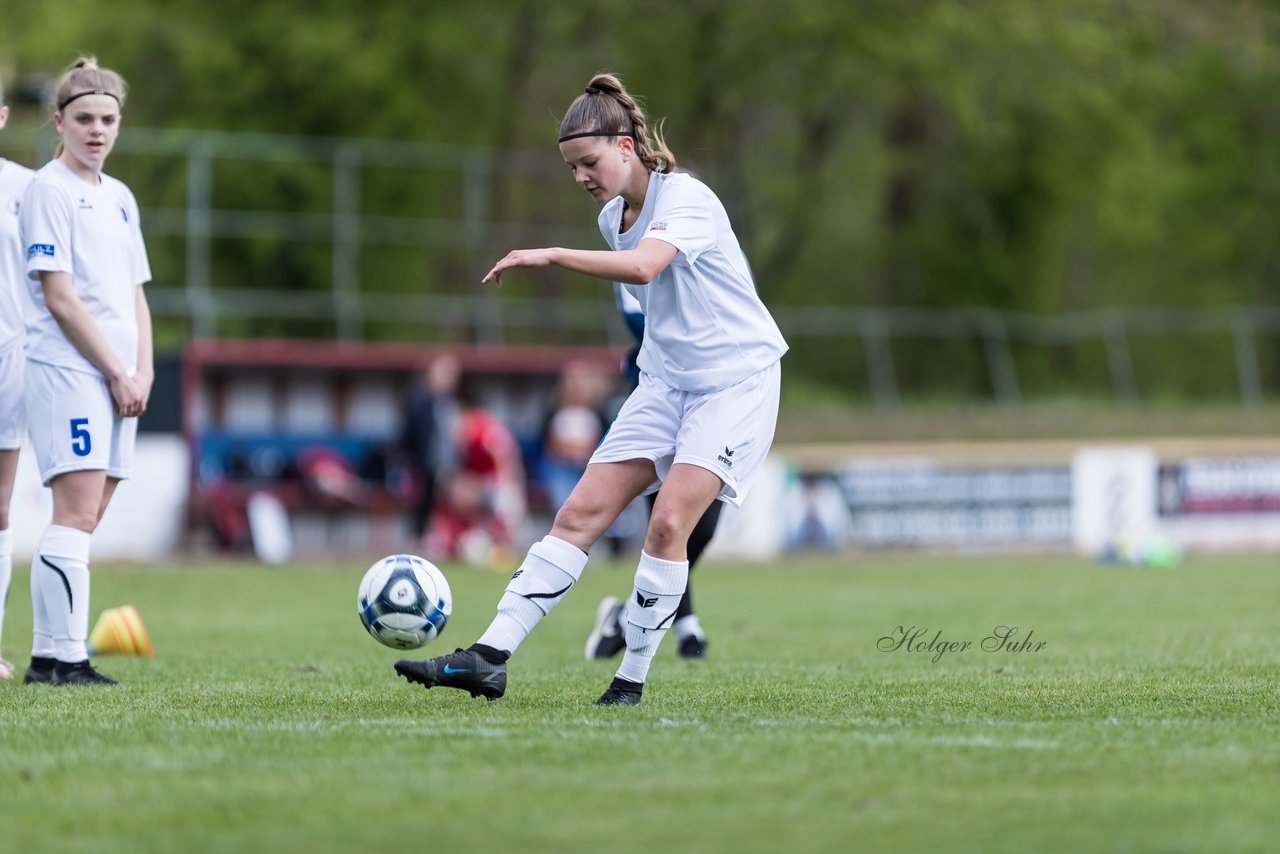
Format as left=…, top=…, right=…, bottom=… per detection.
left=3, top=0, right=1279, bottom=398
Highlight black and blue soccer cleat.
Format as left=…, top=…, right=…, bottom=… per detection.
left=395, top=647, right=507, bottom=700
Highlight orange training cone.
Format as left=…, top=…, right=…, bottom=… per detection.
left=87, top=605, right=153, bottom=657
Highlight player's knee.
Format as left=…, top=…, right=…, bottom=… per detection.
left=644, top=506, right=690, bottom=553
left=552, top=494, right=602, bottom=539
left=59, top=511, right=98, bottom=533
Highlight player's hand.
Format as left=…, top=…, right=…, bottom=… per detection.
left=108, top=373, right=148, bottom=418
left=481, top=248, right=556, bottom=287
left=133, top=369, right=155, bottom=413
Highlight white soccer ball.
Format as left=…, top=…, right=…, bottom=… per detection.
left=357, top=554, right=453, bottom=650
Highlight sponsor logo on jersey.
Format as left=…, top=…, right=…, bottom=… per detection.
left=77, top=197, right=92, bottom=210
left=118, top=203, right=129, bottom=223
left=648, top=221, right=668, bottom=232
left=6, top=196, right=18, bottom=216
left=27, top=243, right=55, bottom=259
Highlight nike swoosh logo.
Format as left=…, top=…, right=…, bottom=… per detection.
left=442, top=665, right=470, bottom=674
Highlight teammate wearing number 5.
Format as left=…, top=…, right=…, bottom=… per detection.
left=17, top=57, right=153, bottom=686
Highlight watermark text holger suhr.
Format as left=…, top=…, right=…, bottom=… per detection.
left=878, top=626, right=1047, bottom=663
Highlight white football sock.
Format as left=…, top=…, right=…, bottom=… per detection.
left=673, top=613, right=704, bottom=641
left=616, top=551, right=688, bottom=685
left=476, top=535, right=588, bottom=654
left=34, top=525, right=92, bottom=663
left=30, top=550, right=55, bottom=659
left=0, top=529, right=11, bottom=648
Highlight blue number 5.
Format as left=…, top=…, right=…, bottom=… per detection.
left=70, top=418, right=92, bottom=457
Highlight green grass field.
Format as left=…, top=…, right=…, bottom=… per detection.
left=1, top=553, right=1277, bottom=853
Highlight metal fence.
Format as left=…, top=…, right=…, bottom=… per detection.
left=4, top=126, right=1277, bottom=408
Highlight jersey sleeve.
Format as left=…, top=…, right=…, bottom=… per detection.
left=20, top=180, right=73, bottom=280
left=126, top=190, right=152, bottom=287
left=643, top=180, right=716, bottom=266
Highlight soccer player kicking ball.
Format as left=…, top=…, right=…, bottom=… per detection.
left=395, top=73, right=787, bottom=706
left=19, top=57, right=154, bottom=686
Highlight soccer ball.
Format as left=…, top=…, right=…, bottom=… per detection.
left=357, top=554, right=453, bottom=650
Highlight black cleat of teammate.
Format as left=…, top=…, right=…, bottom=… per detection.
left=52, top=660, right=118, bottom=686
left=23, top=657, right=56, bottom=685
left=395, top=647, right=507, bottom=700
left=594, top=676, right=643, bottom=706
left=677, top=634, right=708, bottom=659
left=584, top=596, right=626, bottom=660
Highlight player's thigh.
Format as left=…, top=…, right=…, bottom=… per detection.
left=655, top=463, right=727, bottom=524
left=98, top=476, right=123, bottom=522
left=50, top=468, right=110, bottom=529
left=0, top=449, right=19, bottom=519
left=553, top=458, right=658, bottom=546
left=647, top=463, right=724, bottom=545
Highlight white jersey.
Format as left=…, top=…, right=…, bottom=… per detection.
left=599, top=170, right=787, bottom=393
left=20, top=159, right=151, bottom=376
left=0, top=158, right=35, bottom=351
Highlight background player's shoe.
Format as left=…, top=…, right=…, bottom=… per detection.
left=52, top=660, right=119, bottom=686
left=594, top=676, right=643, bottom=706
left=585, top=596, right=626, bottom=660
left=394, top=648, right=506, bottom=700
left=677, top=634, right=708, bottom=659
left=23, top=657, right=56, bottom=685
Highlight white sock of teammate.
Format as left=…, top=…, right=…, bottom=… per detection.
left=0, top=529, right=11, bottom=650
left=673, top=613, right=705, bottom=642
left=29, top=550, right=56, bottom=660
left=475, top=535, right=588, bottom=655
left=33, top=525, right=92, bottom=663
left=616, top=551, right=689, bottom=685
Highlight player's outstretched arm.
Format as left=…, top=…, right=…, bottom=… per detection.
left=481, top=238, right=677, bottom=287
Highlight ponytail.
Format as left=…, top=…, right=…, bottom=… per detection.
left=559, top=73, right=675, bottom=173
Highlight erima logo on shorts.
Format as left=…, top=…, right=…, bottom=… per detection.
left=717, top=446, right=736, bottom=468
left=27, top=244, right=55, bottom=259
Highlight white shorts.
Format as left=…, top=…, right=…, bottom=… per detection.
left=25, top=360, right=138, bottom=486
left=590, top=360, right=781, bottom=507
left=0, top=339, right=23, bottom=450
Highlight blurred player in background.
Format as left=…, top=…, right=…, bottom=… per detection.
left=583, top=284, right=722, bottom=662
left=538, top=360, right=609, bottom=513
left=0, top=75, right=36, bottom=680
left=400, top=353, right=461, bottom=546
left=19, top=57, right=153, bottom=686
left=396, top=72, right=786, bottom=706
left=424, top=381, right=526, bottom=567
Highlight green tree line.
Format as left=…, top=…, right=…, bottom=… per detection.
left=2, top=0, right=1278, bottom=401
